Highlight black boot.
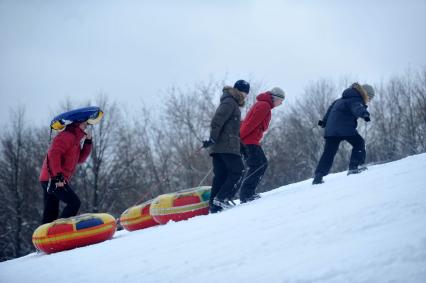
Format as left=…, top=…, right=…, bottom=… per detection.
left=209, top=203, right=223, bottom=214
left=312, top=174, right=324, bottom=185
left=347, top=166, right=367, bottom=175
left=212, top=197, right=235, bottom=210
left=240, top=193, right=261, bottom=204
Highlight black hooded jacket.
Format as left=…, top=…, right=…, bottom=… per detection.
left=322, top=87, right=370, bottom=137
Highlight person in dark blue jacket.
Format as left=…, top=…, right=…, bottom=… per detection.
left=313, top=83, right=375, bottom=185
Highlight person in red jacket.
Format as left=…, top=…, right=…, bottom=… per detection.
left=239, top=87, right=285, bottom=203
left=39, top=121, right=92, bottom=224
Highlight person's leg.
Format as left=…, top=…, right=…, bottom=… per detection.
left=345, top=133, right=366, bottom=170
left=313, top=137, right=342, bottom=183
left=41, top=181, right=60, bottom=224
left=224, top=156, right=247, bottom=202
left=209, top=154, right=228, bottom=212
left=52, top=184, right=81, bottom=218
left=215, top=154, right=244, bottom=201
left=240, top=145, right=268, bottom=202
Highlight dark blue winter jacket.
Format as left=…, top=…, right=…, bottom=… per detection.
left=322, top=87, right=370, bottom=137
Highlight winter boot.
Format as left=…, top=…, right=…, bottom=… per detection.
left=209, top=203, right=223, bottom=214
left=347, top=166, right=368, bottom=175
left=240, top=193, right=261, bottom=204
left=312, top=174, right=324, bottom=185
left=213, top=197, right=235, bottom=210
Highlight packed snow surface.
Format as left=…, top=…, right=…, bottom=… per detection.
left=1, top=154, right=426, bottom=283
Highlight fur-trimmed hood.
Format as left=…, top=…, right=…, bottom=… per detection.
left=222, top=86, right=246, bottom=106
left=351, top=83, right=370, bottom=104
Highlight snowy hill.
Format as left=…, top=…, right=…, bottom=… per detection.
left=1, top=154, right=426, bottom=283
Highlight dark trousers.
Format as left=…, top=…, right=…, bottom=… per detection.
left=315, top=134, right=366, bottom=176
left=239, top=145, right=268, bottom=201
left=41, top=181, right=81, bottom=224
left=209, top=153, right=244, bottom=204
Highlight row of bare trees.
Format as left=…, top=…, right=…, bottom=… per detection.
left=1, top=68, right=425, bottom=261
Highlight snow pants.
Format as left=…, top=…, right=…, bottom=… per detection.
left=239, top=145, right=268, bottom=201
left=315, top=133, right=366, bottom=176
left=209, top=153, right=244, bottom=204
left=41, top=181, right=81, bottom=224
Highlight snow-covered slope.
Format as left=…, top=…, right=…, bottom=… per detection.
left=1, top=154, right=426, bottom=283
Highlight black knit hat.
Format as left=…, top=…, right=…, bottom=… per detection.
left=234, top=80, right=250, bottom=94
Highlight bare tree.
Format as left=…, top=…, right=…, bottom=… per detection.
left=0, top=108, right=45, bottom=261
left=368, top=68, right=426, bottom=162
left=71, top=95, right=121, bottom=214
left=144, top=81, right=225, bottom=195
left=2, top=70, right=426, bottom=261
left=413, top=68, right=426, bottom=150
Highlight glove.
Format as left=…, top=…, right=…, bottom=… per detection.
left=52, top=173, right=65, bottom=187
left=202, top=138, right=215, bottom=148
left=363, top=116, right=371, bottom=122
left=318, top=120, right=325, bottom=128
left=47, top=173, right=65, bottom=193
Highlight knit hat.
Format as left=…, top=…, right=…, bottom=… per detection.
left=362, top=84, right=375, bottom=100
left=270, top=87, right=285, bottom=100
left=234, top=80, right=250, bottom=94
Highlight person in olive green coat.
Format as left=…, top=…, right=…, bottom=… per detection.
left=202, top=80, right=250, bottom=213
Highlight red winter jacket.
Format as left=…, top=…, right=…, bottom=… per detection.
left=240, top=92, right=274, bottom=145
left=39, top=124, right=92, bottom=182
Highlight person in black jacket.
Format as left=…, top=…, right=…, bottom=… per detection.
left=313, top=83, right=375, bottom=185
left=202, top=79, right=250, bottom=212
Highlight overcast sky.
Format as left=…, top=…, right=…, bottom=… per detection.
left=1, top=0, right=425, bottom=126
